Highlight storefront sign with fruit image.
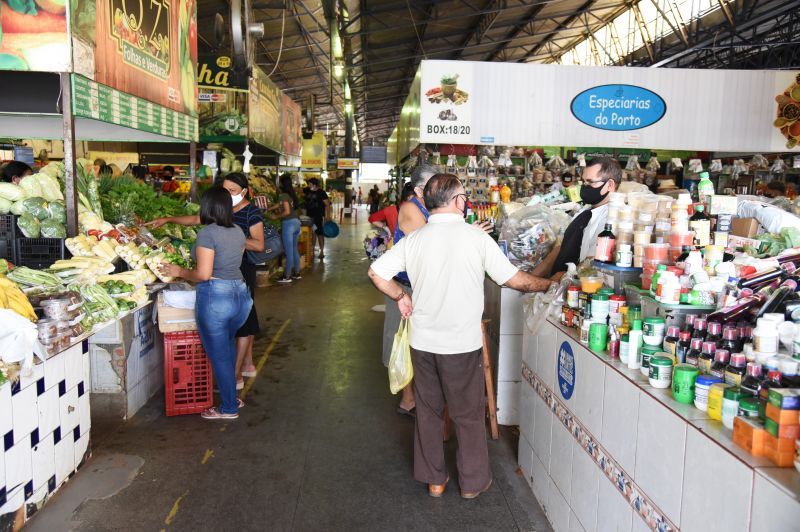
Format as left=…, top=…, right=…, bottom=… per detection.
left=0, top=0, right=70, bottom=71
left=775, top=74, right=800, bottom=149
left=110, top=0, right=171, bottom=80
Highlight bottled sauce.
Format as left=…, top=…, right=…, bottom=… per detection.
left=675, top=331, right=692, bottom=364
left=595, top=224, right=616, bottom=263
left=756, top=279, right=798, bottom=317
left=663, top=326, right=680, bottom=357
left=740, top=363, right=763, bottom=398
left=721, top=327, right=742, bottom=354
left=689, top=205, right=711, bottom=246
left=697, top=171, right=715, bottom=204
left=724, top=353, right=747, bottom=386
left=692, top=318, right=708, bottom=342
left=698, top=341, right=716, bottom=374
left=706, top=321, right=723, bottom=347
left=686, top=338, right=703, bottom=366
left=758, top=370, right=783, bottom=421
left=710, top=349, right=730, bottom=379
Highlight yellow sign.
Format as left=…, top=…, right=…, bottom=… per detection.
left=337, top=158, right=360, bottom=170
left=301, top=133, right=327, bottom=168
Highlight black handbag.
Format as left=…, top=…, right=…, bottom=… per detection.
left=247, top=224, right=283, bottom=265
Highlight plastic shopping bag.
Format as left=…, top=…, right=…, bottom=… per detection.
left=388, top=319, right=413, bottom=394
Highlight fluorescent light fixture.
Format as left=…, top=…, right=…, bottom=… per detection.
left=334, top=63, right=344, bottom=79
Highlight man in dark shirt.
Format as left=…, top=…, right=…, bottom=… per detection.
left=305, top=178, right=331, bottom=259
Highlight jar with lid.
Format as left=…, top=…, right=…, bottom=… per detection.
left=675, top=331, right=692, bottom=364
left=591, top=294, right=610, bottom=321
left=615, top=244, right=633, bottom=267
left=722, top=387, right=744, bottom=429
left=698, top=341, right=717, bottom=374
left=685, top=338, right=703, bottom=366
left=708, top=383, right=730, bottom=421
left=662, top=326, right=681, bottom=357
left=648, top=356, right=674, bottom=388
left=643, top=317, right=666, bottom=346
left=753, top=318, right=779, bottom=354
left=738, top=397, right=760, bottom=418
left=721, top=327, right=742, bottom=353
left=725, top=354, right=747, bottom=386
left=710, top=350, right=731, bottom=379
left=640, top=345, right=661, bottom=377
left=695, top=375, right=724, bottom=411
left=567, top=285, right=580, bottom=309
left=740, top=362, right=763, bottom=397
left=672, top=364, right=700, bottom=404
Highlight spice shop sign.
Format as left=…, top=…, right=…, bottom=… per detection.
left=570, top=85, right=666, bottom=131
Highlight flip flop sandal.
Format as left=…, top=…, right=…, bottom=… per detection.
left=396, top=406, right=416, bottom=418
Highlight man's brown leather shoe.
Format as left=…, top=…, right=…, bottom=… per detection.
left=461, top=479, right=492, bottom=499
left=428, top=477, right=448, bottom=498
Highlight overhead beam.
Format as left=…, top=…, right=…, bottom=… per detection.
left=450, top=0, right=505, bottom=60
left=517, top=0, right=598, bottom=63
left=484, top=1, right=548, bottom=61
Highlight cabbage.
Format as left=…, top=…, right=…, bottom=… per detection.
left=22, top=197, right=50, bottom=220
left=19, top=176, right=43, bottom=198
left=0, top=183, right=25, bottom=202
left=47, top=201, right=66, bottom=222
left=17, top=213, right=40, bottom=238
left=33, top=173, right=64, bottom=202
left=10, top=200, right=26, bottom=216
left=40, top=219, right=66, bottom=238
left=0, top=197, right=12, bottom=214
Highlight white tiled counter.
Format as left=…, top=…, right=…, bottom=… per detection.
left=0, top=341, right=91, bottom=526
left=518, top=318, right=800, bottom=532
left=484, top=280, right=527, bottom=425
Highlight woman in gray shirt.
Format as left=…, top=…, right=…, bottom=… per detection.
left=160, top=187, right=253, bottom=419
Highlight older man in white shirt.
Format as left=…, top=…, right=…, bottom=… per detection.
left=368, top=174, right=553, bottom=499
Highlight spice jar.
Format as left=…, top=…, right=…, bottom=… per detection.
left=567, top=285, right=580, bottom=309
left=694, top=375, right=723, bottom=411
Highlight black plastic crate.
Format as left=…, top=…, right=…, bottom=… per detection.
left=15, top=238, right=69, bottom=269
left=0, top=238, right=15, bottom=263
left=0, top=215, right=18, bottom=240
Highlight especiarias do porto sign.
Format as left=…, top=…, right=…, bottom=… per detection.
left=570, top=84, right=666, bottom=131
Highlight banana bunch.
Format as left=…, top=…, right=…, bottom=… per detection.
left=0, top=276, right=37, bottom=321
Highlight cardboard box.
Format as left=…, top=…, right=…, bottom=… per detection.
left=733, top=416, right=766, bottom=457
left=764, top=417, right=800, bottom=439
left=156, top=292, right=196, bottom=333
left=730, top=217, right=760, bottom=238
left=726, top=234, right=761, bottom=251
left=768, top=388, right=800, bottom=410
left=764, top=433, right=796, bottom=467
left=766, top=402, right=800, bottom=425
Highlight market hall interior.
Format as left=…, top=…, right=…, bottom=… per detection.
left=23, top=216, right=550, bottom=532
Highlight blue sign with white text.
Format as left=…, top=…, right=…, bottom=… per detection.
left=557, top=341, right=575, bottom=400
left=571, top=84, right=667, bottom=131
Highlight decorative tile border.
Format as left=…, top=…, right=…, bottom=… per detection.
left=522, top=361, right=678, bottom=532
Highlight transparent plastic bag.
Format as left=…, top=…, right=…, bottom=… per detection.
left=388, top=319, right=413, bottom=394
left=499, top=204, right=570, bottom=271
left=524, top=282, right=562, bottom=335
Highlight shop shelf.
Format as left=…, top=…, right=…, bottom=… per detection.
left=14, top=237, right=68, bottom=269
left=164, top=331, right=213, bottom=416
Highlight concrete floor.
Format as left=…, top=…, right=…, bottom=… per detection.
left=26, top=212, right=551, bottom=532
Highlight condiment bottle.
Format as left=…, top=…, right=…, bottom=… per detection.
left=567, top=285, right=581, bottom=309
left=758, top=370, right=783, bottom=421
left=662, top=326, right=680, bottom=357
left=721, top=327, right=742, bottom=354
left=686, top=338, right=703, bottom=366
left=724, top=353, right=747, bottom=386
left=698, top=341, right=717, bottom=374
left=710, top=349, right=730, bottom=379
left=628, top=319, right=643, bottom=370
left=706, top=321, right=723, bottom=347
left=675, top=331, right=692, bottom=364
left=595, top=224, right=616, bottom=263
left=692, top=318, right=708, bottom=342
left=740, top=362, right=763, bottom=398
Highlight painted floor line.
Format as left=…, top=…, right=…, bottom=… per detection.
left=163, top=490, right=188, bottom=526
left=241, top=319, right=291, bottom=399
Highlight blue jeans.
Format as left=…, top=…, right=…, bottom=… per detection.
left=281, top=218, right=302, bottom=277
left=196, top=280, right=252, bottom=414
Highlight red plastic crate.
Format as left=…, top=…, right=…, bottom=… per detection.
left=164, top=331, right=213, bottom=416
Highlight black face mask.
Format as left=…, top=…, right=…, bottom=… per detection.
left=580, top=181, right=609, bottom=205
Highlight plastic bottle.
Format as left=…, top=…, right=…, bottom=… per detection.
left=686, top=337, right=703, bottom=366
left=620, top=334, right=630, bottom=364
left=615, top=244, right=633, bottom=267
left=690, top=205, right=711, bottom=246
left=595, top=224, right=616, bottom=263
left=740, top=362, right=763, bottom=398
left=725, top=353, right=747, bottom=386
left=628, top=320, right=643, bottom=370
left=675, top=331, right=692, bottom=364
left=710, top=349, right=730, bottom=379
left=697, top=171, right=715, bottom=205
left=698, top=341, right=717, bottom=374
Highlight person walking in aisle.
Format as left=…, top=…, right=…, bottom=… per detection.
left=382, top=164, right=438, bottom=417
left=368, top=183, right=415, bottom=236
left=146, top=173, right=265, bottom=390
left=368, top=174, right=554, bottom=498
left=304, top=178, right=332, bottom=259
left=160, top=187, right=253, bottom=419
left=368, top=185, right=381, bottom=214
left=271, top=174, right=302, bottom=283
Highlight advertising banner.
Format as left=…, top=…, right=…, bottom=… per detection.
left=71, top=0, right=198, bottom=116
left=337, top=158, right=359, bottom=170
left=248, top=67, right=281, bottom=152
left=0, top=0, right=70, bottom=71
left=417, top=60, right=800, bottom=153
left=281, top=93, right=301, bottom=156
left=197, top=53, right=246, bottom=91
left=198, top=88, right=248, bottom=141
left=301, top=132, right=326, bottom=168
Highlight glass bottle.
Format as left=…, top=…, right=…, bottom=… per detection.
left=740, top=363, right=763, bottom=398
left=698, top=341, right=717, bottom=374
left=690, top=205, right=711, bottom=246
left=686, top=338, right=703, bottom=367
left=675, top=331, right=692, bottom=364
left=706, top=295, right=766, bottom=323
left=725, top=353, right=747, bottom=387
left=595, top=223, right=616, bottom=263
left=710, top=349, right=730, bottom=379
left=692, top=318, right=708, bottom=342
left=756, top=279, right=798, bottom=318
left=721, top=327, right=742, bottom=353
left=706, top=321, right=723, bottom=347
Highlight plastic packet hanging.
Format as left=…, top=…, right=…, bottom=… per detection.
left=732, top=159, right=749, bottom=178
left=431, top=151, right=442, bottom=166
left=750, top=154, right=769, bottom=170
left=446, top=155, right=458, bottom=174
left=547, top=155, right=567, bottom=173
left=625, top=155, right=641, bottom=171
left=528, top=151, right=543, bottom=170
left=670, top=158, right=684, bottom=169
left=770, top=158, right=787, bottom=174
left=577, top=153, right=587, bottom=167
left=708, top=159, right=723, bottom=172
left=688, top=159, right=704, bottom=173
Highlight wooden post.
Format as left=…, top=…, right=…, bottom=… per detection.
left=482, top=319, right=499, bottom=440
left=60, top=73, right=79, bottom=237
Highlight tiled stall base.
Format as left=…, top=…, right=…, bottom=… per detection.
left=0, top=342, right=92, bottom=526
left=522, top=362, right=678, bottom=532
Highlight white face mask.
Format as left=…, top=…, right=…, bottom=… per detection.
left=231, top=192, right=245, bottom=207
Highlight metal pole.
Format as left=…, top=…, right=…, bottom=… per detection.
left=189, top=141, right=197, bottom=201
left=60, top=73, right=79, bottom=237
left=344, top=110, right=354, bottom=216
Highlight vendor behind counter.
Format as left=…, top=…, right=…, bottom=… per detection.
left=536, top=157, right=623, bottom=279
